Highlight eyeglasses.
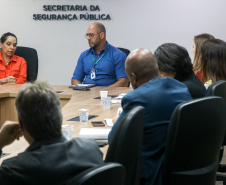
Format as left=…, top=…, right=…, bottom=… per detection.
left=85, top=32, right=101, bottom=39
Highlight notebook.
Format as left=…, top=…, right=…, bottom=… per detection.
left=69, top=84, right=96, bottom=88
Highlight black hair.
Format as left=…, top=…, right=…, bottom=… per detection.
left=154, top=43, right=193, bottom=81
left=0, top=32, right=17, bottom=43
left=200, top=39, right=226, bottom=83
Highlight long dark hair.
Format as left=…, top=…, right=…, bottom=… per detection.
left=200, top=39, right=226, bottom=83
left=193, top=33, right=215, bottom=74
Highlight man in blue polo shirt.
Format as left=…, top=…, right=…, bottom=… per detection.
left=71, top=22, right=129, bottom=87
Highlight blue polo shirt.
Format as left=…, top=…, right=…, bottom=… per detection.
left=72, top=42, right=128, bottom=86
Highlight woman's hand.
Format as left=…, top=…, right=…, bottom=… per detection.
left=0, top=76, right=17, bottom=84
left=6, top=76, right=17, bottom=84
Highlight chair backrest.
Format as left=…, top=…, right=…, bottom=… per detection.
left=67, top=162, right=125, bottom=185
left=15, top=46, right=38, bottom=82
left=118, top=48, right=130, bottom=87
left=163, top=97, right=226, bottom=185
left=117, top=47, right=130, bottom=57
left=206, top=80, right=226, bottom=104
left=118, top=47, right=131, bottom=87
left=206, top=80, right=226, bottom=145
left=105, top=106, right=145, bottom=185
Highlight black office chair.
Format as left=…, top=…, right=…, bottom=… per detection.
left=105, top=106, right=145, bottom=185
left=117, top=47, right=130, bottom=87
left=118, top=47, right=130, bottom=57
left=67, top=162, right=125, bottom=185
left=163, top=96, right=226, bottom=185
left=205, top=80, right=226, bottom=184
left=15, top=46, right=38, bottom=82
left=206, top=80, right=226, bottom=107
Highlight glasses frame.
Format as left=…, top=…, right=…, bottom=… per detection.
left=85, top=32, right=101, bottom=39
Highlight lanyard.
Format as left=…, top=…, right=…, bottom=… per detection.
left=92, top=45, right=110, bottom=68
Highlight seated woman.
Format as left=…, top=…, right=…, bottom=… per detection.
left=200, top=39, right=226, bottom=88
left=193, top=33, right=215, bottom=82
left=0, top=32, right=27, bottom=84
left=154, top=43, right=206, bottom=99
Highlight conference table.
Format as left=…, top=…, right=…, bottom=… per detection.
left=0, top=84, right=132, bottom=164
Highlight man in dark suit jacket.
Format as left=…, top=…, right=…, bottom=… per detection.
left=108, top=48, right=192, bottom=185
left=0, top=81, right=103, bottom=185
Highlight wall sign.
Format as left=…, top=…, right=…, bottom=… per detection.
left=33, top=5, right=111, bottom=21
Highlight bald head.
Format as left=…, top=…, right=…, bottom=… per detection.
left=126, top=48, right=159, bottom=89
left=89, top=22, right=106, bottom=36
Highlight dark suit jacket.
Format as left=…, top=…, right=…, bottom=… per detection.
left=109, top=77, right=192, bottom=185
left=180, top=72, right=206, bottom=99
left=0, top=136, right=103, bottom=185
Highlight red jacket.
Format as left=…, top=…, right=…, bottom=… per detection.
left=0, top=51, right=27, bottom=84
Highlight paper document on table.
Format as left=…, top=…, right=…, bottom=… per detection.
left=79, top=128, right=111, bottom=140
left=104, top=119, right=113, bottom=127
left=111, top=100, right=121, bottom=104
left=116, top=93, right=127, bottom=99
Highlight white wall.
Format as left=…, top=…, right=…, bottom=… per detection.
left=1, top=0, right=226, bottom=85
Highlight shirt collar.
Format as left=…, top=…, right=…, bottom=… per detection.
left=91, top=41, right=110, bottom=54
left=10, top=54, right=17, bottom=62
left=25, top=136, right=67, bottom=152
left=0, top=51, right=17, bottom=63
left=102, top=41, right=110, bottom=51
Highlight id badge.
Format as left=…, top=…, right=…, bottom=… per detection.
left=91, top=69, right=96, bottom=80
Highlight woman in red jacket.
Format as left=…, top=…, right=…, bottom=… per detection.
left=0, top=32, right=27, bottom=84
left=192, top=33, right=214, bottom=82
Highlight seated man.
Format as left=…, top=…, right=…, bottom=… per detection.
left=108, top=49, right=192, bottom=185
left=71, top=22, right=129, bottom=87
left=0, top=81, right=103, bottom=185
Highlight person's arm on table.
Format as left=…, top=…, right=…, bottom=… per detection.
left=0, top=76, right=17, bottom=84
left=71, top=54, right=85, bottom=85
left=71, top=79, right=82, bottom=85
left=15, top=58, right=27, bottom=84
left=109, top=78, right=129, bottom=87
left=0, top=78, right=7, bottom=84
